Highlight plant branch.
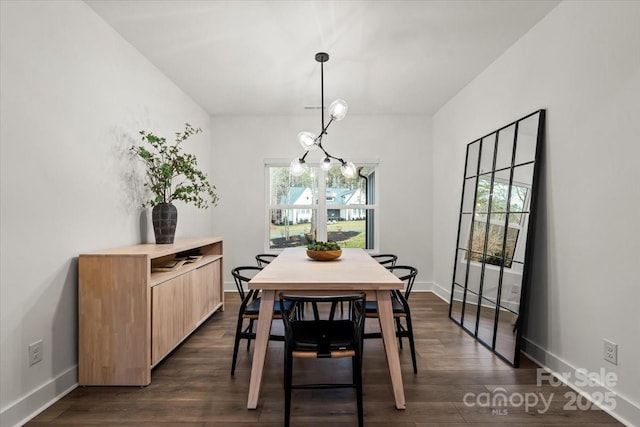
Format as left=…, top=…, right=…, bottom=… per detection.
left=131, top=124, right=218, bottom=209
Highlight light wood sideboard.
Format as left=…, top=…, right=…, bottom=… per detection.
left=78, top=237, right=224, bottom=386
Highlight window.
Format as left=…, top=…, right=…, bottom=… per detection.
left=266, top=162, right=377, bottom=251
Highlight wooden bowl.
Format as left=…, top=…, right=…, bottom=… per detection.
left=306, top=249, right=342, bottom=261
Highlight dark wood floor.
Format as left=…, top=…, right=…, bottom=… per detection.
left=28, top=293, right=621, bottom=426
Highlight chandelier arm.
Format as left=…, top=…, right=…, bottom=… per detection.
left=325, top=153, right=345, bottom=163
left=316, top=143, right=328, bottom=157
left=314, top=116, right=335, bottom=149
left=318, top=144, right=343, bottom=163
left=312, top=142, right=343, bottom=164
left=320, top=117, right=335, bottom=137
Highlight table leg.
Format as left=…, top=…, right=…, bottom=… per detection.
left=247, top=289, right=275, bottom=409
left=376, top=290, right=406, bottom=409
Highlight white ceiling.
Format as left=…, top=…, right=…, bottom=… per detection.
left=85, top=0, right=559, bottom=117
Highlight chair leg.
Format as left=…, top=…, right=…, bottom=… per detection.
left=404, top=316, right=418, bottom=374
left=231, top=315, right=245, bottom=376
left=352, top=354, right=357, bottom=385
left=329, top=301, right=337, bottom=321
left=284, top=352, right=293, bottom=427
left=246, top=319, right=254, bottom=351
left=353, top=354, right=364, bottom=427
left=395, top=317, right=403, bottom=349
left=329, top=301, right=351, bottom=320
left=283, top=343, right=289, bottom=389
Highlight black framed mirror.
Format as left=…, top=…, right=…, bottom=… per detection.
left=449, top=109, right=545, bottom=367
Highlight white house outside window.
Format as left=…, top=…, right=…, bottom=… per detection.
left=265, top=162, right=378, bottom=251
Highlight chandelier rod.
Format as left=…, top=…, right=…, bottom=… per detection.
left=321, top=57, right=325, bottom=131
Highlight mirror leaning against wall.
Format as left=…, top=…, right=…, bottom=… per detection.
left=449, top=109, right=545, bottom=367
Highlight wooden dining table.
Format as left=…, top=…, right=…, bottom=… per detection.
left=247, top=247, right=406, bottom=410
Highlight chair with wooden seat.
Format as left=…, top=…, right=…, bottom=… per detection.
left=230, top=266, right=293, bottom=376
left=363, top=265, right=418, bottom=374
left=255, top=253, right=278, bottom=267
left=279, top=293, right=366, bottom=427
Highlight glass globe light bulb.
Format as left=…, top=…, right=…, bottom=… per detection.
left=329, top=99, right=348, bottom=121
left=340, top=161, right=357, bottom=178
left=290, top=158, right=307, bottom=177
left=321, top=157, right=332, bottom=171
left=298, top=131, right=317, bottom=151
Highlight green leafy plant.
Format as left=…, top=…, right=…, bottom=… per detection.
left=307, top=240, right=341, bottom=251
left=131, top=123, right=218, bottom=208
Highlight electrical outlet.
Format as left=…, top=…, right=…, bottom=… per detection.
left=29, top=340, right=43, bottom=366
left=603, top=339, right=617, bottom=365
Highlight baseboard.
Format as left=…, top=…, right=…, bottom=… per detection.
left=430, top=280, right=452, bottom=302
left=522, top=338, right=640, bottom=427
left=407, top=280, right=434, bottom=293
left=412, top=282, right=639, bottom=426
left=0, top=365, right=77, bottom=427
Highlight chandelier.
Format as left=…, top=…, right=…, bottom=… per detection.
left=290, top=52, right=357, bottom=178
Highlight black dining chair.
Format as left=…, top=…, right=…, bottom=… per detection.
left=279, top=292, right=366, bottom=427
left=258, top=253, right=320, bottom=320
left=328, top=253, right=400, bottom=320
left=255, top=253, right=278, bottom=267
left=371, top=253, right=398, bottom=266
left=363, top=265, right=418, bottom=374
left=230, top=266, right=293, bottom=376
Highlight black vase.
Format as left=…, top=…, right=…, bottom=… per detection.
left=152, top=203, right=177, bottom=244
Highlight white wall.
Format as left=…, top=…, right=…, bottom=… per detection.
left=209, top=114, right=433, bottom=289
left=9, top=0, right=637, bottom=425
left=432, top=1, right=640, bottom=425
left=0, top=2, right=213, bottom=426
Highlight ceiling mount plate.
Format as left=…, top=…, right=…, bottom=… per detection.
left=315, top=52, right=329, bottom=63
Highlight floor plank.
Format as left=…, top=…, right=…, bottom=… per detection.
left=26, top=293, right=622, bottom=426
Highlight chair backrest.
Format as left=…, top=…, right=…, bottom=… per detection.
left=386, top=265, right=417, bottom=300
left=278, top=293, right=367, bottom=349
left=372, top=254, right=398, bottom=267
left=255, top=253, right=278, bottom=267
left=231, top=266, right=263, bottom=300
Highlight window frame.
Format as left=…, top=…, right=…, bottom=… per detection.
left=264, top=159, right=379, bottom=253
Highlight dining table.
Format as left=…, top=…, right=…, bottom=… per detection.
left=246, top=247, right=406, bottom=410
